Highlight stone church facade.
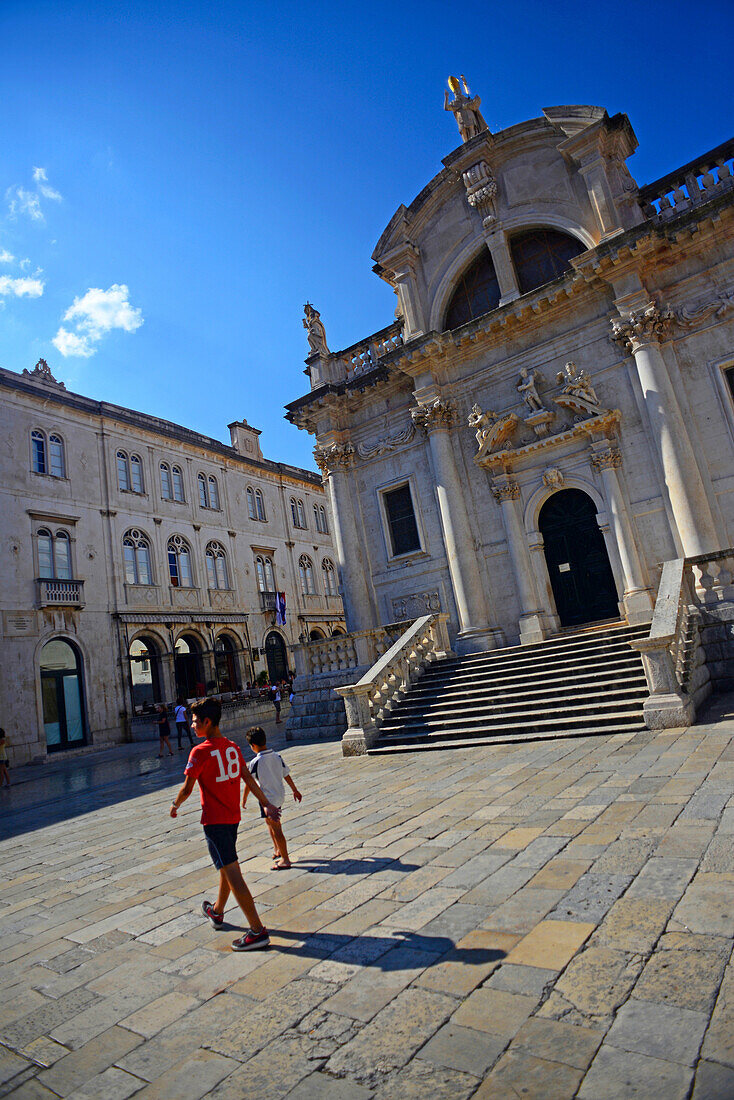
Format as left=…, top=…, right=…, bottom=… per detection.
left=0, top=361, right=344, bottom=765
left=287, top=94, right=734, bottom=660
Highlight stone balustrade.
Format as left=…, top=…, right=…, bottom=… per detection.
left=334, top=613, right=452, bottom=755
left=632, top=547, right=734, bottom=729
left=292, top=618, right=415, bottom=678
left=37, top=578, right=85, bottom=607
left=331, top=321, right=404, bottom=380
left=638, top=137, right=734, bottom=219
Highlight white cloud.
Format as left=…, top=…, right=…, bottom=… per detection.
left=0, top=274, right=44, bottom=298
left=0, top=248, right=13, bottom=263
left=7, top=167, right=62, bottom=222
left=53, top=284, right=143, bottom=358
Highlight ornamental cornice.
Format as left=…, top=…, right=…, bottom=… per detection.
left=590, top=446, right=623, bottom=471
left=610, top=302, right=675, bottom=353
left=313, top=440, right=354, bottom=476
left=411, top=397, right=457, bottom=433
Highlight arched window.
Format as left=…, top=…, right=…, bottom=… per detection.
left=117, top=450, right=130, bottom=491
left=31, top=430, right=47, bottom=474
left=172, top=465, right=185, bottom=502
left=130, top=454, right=144, bottom=493
left=198, top=473, right=220, bottom=509
left=509, top=228, right=584, bottom=295
left=322, top=557, right=338, bottom=596
left=40, top=638, right=87, bottom=751
left=299, top=554, right=315, bottom=595
left=208, top=475, right=220, bottom=510
left=315, top=504, right=329, bottom=534
left=255, top=554, right=275, bottom=593
left=290, top=498, right=307, bottom=529
left=247, top=487, right=257, bottom=520
left=167, top=534, right=193, bottom=588
left=255, top=489, right=266, bottom=521
left=198, top=472, right=208, bottom=507
left=49, top=434, right=65, bottom=478
left=206, top=541, right=229, bottom=589
left=160, top=462, right=172, bottom=500
left=37, top=529, right=72, bottom=580
left=123, top=529, right=153, bottom=585
left=444, top=249, right=501, bottom=330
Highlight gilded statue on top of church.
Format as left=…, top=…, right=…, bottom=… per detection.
left=444, top=75, right=489, bottom=144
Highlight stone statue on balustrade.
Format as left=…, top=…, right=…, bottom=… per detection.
left=444, top=75, right=489, bottom=144
left=303, top=303, right=330, bottom=357
left=517, top=367, right=545, bottom=412
left=554, top=361, right=602, bottom=419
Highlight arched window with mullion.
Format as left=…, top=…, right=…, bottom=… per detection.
left=322, top=557, right=338, bottom=595
left=444, top=249, right=501, bottom=331
left=299, top=554, right=315, bottom=595
left=255, top=554, right=275, bottom=592
left=49, top=435, right=65, bottom=478
left=206, top=541, right=229, bottom=590
left=123, top=529, right=153, bottom=585
left=31, top=430, right=47, bottom=474
left=167, top=534, right=193, bottom=588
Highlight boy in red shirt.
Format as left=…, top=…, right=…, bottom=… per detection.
left=169, top=697, right=279, bottom=950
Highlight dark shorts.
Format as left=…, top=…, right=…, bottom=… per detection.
left=203, top=823, right=239, bottom=869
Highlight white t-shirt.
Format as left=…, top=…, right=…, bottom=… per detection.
left=174, top=705, right=187, bottom=723
left=248, top=749, right=290, bottom=807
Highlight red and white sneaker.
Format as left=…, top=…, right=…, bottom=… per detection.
left=231, top=928, right=270, bottom=951
left=201, top=900, right=224, bottom=928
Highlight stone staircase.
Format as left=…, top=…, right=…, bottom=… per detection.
left=368, top=621, right=649, bottom=754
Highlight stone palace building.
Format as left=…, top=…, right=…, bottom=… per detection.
left=0, top=360, right=344, bottom=765
left=286, top=87, right=734, bottom=744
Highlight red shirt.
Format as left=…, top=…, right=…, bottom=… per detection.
left=185, top=736, right=247, bottom=825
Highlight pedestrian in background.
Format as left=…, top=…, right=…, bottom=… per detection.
left=0, top=728, right=10, bottom=787
left=174, top=699, right=193, bottom=751
left=157, top=705, right=174, bottom=758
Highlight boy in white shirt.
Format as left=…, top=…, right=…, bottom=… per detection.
left=244, top=727, right=301, bottom=869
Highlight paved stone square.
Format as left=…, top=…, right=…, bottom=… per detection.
left=1, top=705, right=733, bottom=1099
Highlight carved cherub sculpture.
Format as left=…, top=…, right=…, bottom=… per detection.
left=517, top=367, right=544, bottom=412
left=468, top=402, right=498, bottom=446
left=556, top=361, right=599, bottom=407
left=303, top=303, right=330, bottom=357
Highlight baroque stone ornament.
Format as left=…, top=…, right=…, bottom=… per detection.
left=444, top=75, right=489, bottom=143
left=356, top=422, right=416, bottom=459
left=411, top=397, right=456, bottom=433
left=610, top=302, right=675, bottom=353
left=517, top=367, right=545, bottom=413
left=554, top=361, right=602, bottom=418
left=391, top=590, right=442, bottom=621
left=491, top=479, right=520, bottom=503
left=303, top=303, right=330, bottom=357
left=461, top=161, right=498, bottom=225
left=468, top=404, right=519, bottom=458
left=313, top=440, right=354, bottom=476
left=542, top=467, right=564, bottom=489
left=673, top=289, right=734, bottom=328
left=591, top=446, right=623, bottom=472
left=22, top=358, right=66, bottom=390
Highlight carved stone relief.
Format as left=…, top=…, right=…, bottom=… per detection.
left=542, top=467, right=564, bottom=489
left=356, top=421, right=416, bottom=459
left=391, top=591, right=442, bottom=621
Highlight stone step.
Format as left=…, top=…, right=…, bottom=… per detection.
left=391, top=681, right=648, bottom=720
left=419, top=651, right=644, bottom=690
left=375, top=707, right=645, bottom=744
left=367, top=721, right=645, bottom=754
left=443, top=623, right=647, bottom=666
left=409, top=658, right=646, bottom=699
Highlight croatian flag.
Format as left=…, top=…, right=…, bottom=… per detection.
left=276, top=592, right=287, bottom=627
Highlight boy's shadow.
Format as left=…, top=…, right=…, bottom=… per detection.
left=297, top=857, right=421, bottom=876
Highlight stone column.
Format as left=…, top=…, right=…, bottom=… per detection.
left=492, top=475, right=547, bottom=644
left=590, top=441, right=654, bottom=623
left=484, top=230, right=520, bottom=305
left=314, top=441, right=375, bottom=633
left=611, top=303, right=719, bottom=556
left=412, top=398, right=501, bottom=652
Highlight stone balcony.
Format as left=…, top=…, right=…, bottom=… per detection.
left=36, top=578, right=85, bottom=608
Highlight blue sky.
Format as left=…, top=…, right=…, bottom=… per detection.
left=1, top=0, right=732, bottom=468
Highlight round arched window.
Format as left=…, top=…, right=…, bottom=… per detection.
left=510, top=228, right=584, bottom=295
left=444, top=250, right=501, bottom=331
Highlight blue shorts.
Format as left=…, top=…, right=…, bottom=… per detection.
left=260, top=804, right=283, bottom=820
left=203, top=823, right=239, bottom=869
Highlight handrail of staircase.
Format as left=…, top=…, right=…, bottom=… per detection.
left=335, top=613, right=452, bottom=756
left=630, top=547, right=734, bottom=729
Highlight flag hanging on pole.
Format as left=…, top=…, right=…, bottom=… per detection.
left=276, top=592, right=287, bottom=627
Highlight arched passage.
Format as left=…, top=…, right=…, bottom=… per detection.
left=129, top=635, right=162, bottom=710
left=264, top=631, right=288, bottom=683
left=175, top=634, right=206, bottom=699
left=214, top=634, right=241, bottom=693
left=539, top=489, right=619, bottom=627
left=40, top=638, right=87, bottom=751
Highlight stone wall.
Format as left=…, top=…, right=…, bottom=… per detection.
left=286, top=668, right=367, bottom=742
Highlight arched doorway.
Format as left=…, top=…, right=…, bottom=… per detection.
left=40, top=638, right=87, bottom=752
left=264, top=631, right=288, bottom=683
left=309, top=629, right=325, bottom=641
left=175, top=634, right=205, bottom=699
left=539, top=489, right=619, bottom=627
left=214, top=635, right=241, bottom=693
left=129, top=636, right=162, bottom=710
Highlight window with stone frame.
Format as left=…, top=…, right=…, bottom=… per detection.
left=255, top=554, right=275, bottom=592
left=322, top=557, right=338, bottom=595
left=172, top=465, right=185, bottom=502
left=49, top=434, right=66, bottom=478
left=130, top=454, right=144, bottom=493
left=383, top=483, right=421, bottom=557
left=37, top=528, right=72, bottom=580
left=167, top=534, right=193, bottom=588
left=123, top=529, right=153, bottom=585
left=160, top=462, right=173, bottom=500
left=31, top=430, right=66, bottom=477
left=206, top=541, right=229, bottom=589
left=314, top=503, right=329, bottom=534
left=290, top=497, right=307, bottom=529
left=724, top=365, right=734, bottom=407
left=509, top=228, right=584, bottom=295
left=31, top=430, right=47, bottom=474
left=444, top=249, right=501, bottom=330
left=299, top=554, right=315, bottom=595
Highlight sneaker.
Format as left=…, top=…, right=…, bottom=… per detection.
left=231, top=928, right=270, bottom=951
left=201, top=900, right=224, bottom=928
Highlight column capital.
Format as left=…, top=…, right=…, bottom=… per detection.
left=491, top=477, right=520, bottom=503
left=610, top=301, right=675, bottom=354
left=590, top=445, right=623, bottom=472
left=313, top=440, right=354, bottom=476
left=411, top=397, right=457, bottom=434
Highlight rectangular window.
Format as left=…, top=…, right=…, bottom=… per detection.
left=383, top=484, right=421, bottom=556
left=172, top=467, right=185, bottom=502
left=725, top=365, right=734, bottom=405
